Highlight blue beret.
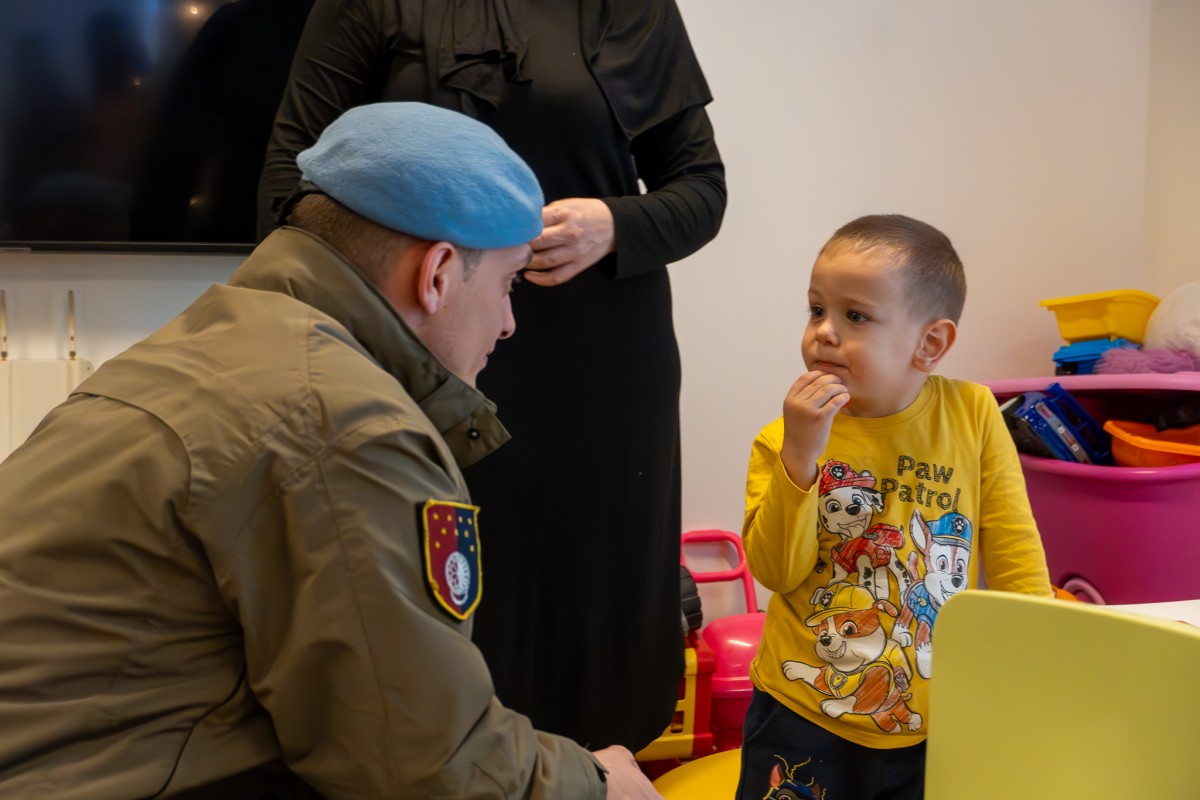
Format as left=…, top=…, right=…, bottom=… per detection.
left=297, top=102, right=543, bottom=249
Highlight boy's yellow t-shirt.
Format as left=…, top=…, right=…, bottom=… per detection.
left=744, top=375, right=1051, bottom=749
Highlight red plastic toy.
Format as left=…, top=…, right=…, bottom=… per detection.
left=638, top=530, right=765, bottom=764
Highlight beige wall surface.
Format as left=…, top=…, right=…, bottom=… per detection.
left=1145, top=0, right=1200, bottom=294
left=674, top=0, right=1161, bottom=556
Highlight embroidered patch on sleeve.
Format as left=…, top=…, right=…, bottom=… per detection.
left=422, top=500, right=482, bottom=621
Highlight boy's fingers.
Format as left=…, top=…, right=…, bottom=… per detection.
left=789, top=370, right=840, bottom=397
left=797, top=375, right=847, bottom=404
left=814, top=386, right=850, bottom=414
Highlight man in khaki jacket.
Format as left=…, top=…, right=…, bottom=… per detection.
left=0, top=103, right=662, bottom=799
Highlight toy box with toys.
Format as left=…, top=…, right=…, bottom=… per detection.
left=988, top=282, right=1200, bottom=606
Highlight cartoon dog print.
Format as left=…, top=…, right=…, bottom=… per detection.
left=894, top=509, right=973, bottom=678
left=782, top=581, right=922, bottom=734
left=764, top=755, right=822, bottom=800
left=817, top=460, right=914, bottom=602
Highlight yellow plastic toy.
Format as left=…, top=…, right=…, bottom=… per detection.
left=651, top=747, right=741, bottom=799
left=926, top=590, right=1200, bottom=799
left=1040, top=289, right=1159, bottom=344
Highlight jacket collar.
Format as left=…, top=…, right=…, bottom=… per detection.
left=228, top=227, right=509, bottom=468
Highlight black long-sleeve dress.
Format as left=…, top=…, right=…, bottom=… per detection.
left=259, top=0, right=726, bottom=752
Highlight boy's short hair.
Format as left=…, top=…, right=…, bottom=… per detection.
left=822, top=214, right=966, bottom=324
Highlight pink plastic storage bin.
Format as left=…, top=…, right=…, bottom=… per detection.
left=1017, top=454, right=1200, bottom=603
left=988, top=374, right=1200, bottom=604
left=681, top=529, right=765, bottom=752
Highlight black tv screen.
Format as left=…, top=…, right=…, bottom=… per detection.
left=0, top=0, right=314, bottom=253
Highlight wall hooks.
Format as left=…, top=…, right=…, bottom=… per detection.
left=68, top=290, right=76, bottom=361
left=0, top=289, right=95, bottom=459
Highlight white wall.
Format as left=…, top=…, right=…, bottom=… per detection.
left=674, top=0, right=1166, bottom=614
left=674, top=0, right=1156, bottom=546
left=1145, top=0, right=1200, bottom=292
left=0, top=1, right=1193, bottom=613
left=0, top=253, right=236, bottom=362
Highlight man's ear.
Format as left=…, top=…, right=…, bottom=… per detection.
left=414, top=241, right=457, bottom=315
left=913, top=319, right=957, bottom=373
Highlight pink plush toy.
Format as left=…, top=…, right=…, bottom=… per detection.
left=1097, top=281, right=1200, bottom=374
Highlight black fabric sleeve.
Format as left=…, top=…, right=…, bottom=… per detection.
left=602, top=103, right=727, bottom=280
left=256, top=0, right=391, bottom=240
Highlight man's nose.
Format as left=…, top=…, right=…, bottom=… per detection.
left=499, top=295, right=516, bottom=340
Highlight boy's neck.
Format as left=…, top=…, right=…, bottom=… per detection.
left=841, top=375, right=931, bottom=418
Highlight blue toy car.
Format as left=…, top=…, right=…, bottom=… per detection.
left=998, top=383, right=1113, bottom=465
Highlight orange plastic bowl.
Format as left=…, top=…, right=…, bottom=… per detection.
left=1103, top=419, right=1200, bottom=468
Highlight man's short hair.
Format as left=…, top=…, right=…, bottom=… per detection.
left=288, top=195, right=483, bottom=284
left=822, top=214, right=966, bottom=324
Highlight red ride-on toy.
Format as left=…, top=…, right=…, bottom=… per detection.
left=684, top=529, right=765, bottom=752
left=638, top=530, right=766, bottom=768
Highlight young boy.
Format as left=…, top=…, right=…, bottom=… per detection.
left=737, top=214, right=1051, bottom=799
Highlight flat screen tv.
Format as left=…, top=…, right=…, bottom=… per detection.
left=0, top=0, right=314, bottom=253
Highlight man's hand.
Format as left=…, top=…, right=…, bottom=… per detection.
left=592, top=745, right=664, bottom=800
left=779, top=371, right=850, bottom=489
left=524, top=198, right=616, bottom=286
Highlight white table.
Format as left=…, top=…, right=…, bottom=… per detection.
left=1105, top=599, right=1200, bottom=626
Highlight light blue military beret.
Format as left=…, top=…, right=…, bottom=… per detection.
left=297, top=102, right=543, bottom=249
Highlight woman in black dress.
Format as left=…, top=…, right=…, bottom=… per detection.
left=259, top=0, right=726, bottom=752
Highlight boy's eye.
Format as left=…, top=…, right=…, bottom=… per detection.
left=809, top=305, right=825, bottom=318
left=507, top=271, right=525, bottom=294
left=847, top=310, right=869, bottom=323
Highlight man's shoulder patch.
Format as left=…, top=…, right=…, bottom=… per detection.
left=422, top=499, right=482, bottom=621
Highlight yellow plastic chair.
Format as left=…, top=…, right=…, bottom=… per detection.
left=652, top=747, right=741, bottom=799
left=926, top=590, right=1200, bottom=799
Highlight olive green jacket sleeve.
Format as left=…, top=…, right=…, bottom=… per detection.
left=218, top=418, right=605, bottom=799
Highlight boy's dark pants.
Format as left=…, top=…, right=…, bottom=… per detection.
left=736, top=689, right=925, bottom=800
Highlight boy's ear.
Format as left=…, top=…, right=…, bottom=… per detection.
left=912, top=319, right=957, bottom=373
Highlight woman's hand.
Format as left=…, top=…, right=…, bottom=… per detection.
left=524, top=198, right=616, bottom=286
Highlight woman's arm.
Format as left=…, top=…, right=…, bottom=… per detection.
left=257, top=0, right=391, bottom=239
left=602, top=103, right=727, bottom=279
left=526, top=103, right=726, bottom=285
